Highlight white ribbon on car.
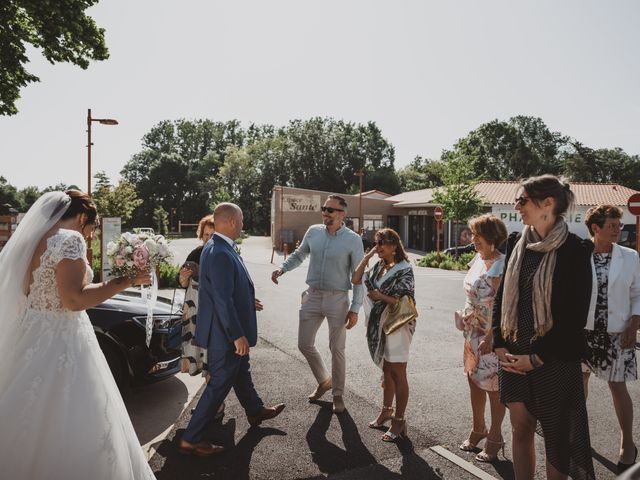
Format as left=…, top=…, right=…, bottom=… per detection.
left=140, top=269, right=158, bottom=347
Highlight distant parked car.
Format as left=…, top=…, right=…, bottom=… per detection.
left=619, top=224, right=637, bottom=249
left=134, top=227, right=155, bottom=235
left=443, top=243, right=476, bottom=257
left=87, top=291, right=182, bottom=395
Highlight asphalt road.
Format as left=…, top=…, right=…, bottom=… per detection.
left=141, top=236, right=638, bottom=479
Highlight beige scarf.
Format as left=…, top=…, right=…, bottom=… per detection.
left=501, top=219, right=568, bottom=342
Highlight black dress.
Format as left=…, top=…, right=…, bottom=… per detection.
left=499, top=249, right=595, bottom=480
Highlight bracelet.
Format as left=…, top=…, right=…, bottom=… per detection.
left=529, top=353, right=542, bottom=369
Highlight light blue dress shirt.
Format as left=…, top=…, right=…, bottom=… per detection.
left=281, top=224, right=365, bottom=312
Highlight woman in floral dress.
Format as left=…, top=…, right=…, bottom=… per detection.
left=582, top=205, right=639, bottom=473
left=457, top=214, right=508, bottom=462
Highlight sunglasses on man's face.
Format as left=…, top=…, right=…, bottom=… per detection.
left=321, top=206, right=344, bottom=214
left=515, top=196, right=531, bottom=206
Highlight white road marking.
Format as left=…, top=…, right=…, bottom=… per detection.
left=430, top=445, right=499, bottom=480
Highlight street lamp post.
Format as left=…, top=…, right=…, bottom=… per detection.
left=86, top=108, right=118, bottom=270
left=355, top=169, right=364, bottom=232
left=87, top=108, right=119, bottom=196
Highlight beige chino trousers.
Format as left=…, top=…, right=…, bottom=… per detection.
left=298, top=288, right=350, bottom=397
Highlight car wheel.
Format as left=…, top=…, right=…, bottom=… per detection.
left=100, top=341, right=131, bottom=398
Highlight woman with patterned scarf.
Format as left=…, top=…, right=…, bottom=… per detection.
left=352, top=228, right=415, bottom=443
left=492, top=175, right=595, bottom=480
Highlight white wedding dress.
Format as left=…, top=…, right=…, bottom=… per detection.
left=0, top=229, right=155, bottom=480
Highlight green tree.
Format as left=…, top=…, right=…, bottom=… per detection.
left=562, top=142, right=640, bottom=190
left=443, top=116, right=566, bottom=180
left=397, top=156, right=445, bottom=191
left=0, top=176, right=22, bottom=209
left=18, top=185, right=41, bottom=210
left=121, top=119, right=246, bottom=227
left=92, top=177, right=143, bottom=225
left=0, top=0, right=109, bottom=115
left=432, top=156, right=484, bottom=248
left=153, top=206, right=169, bottom=235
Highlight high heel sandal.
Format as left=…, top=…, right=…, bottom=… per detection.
left=369, top=405, right=394, bottom=428
left=459, top=429, right=488, bottom=451
left=382, top=416, right=408, bottom=442
left=617, top=446, right=638, bottom=474
left=475, top=437, right=505, bottom=462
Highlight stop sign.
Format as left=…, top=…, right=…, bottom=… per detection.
left=628, top=193, right=640, bottom=216
left=434, top=206, right=443, bottom=221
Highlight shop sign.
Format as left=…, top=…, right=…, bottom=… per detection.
left=283, top=194, right=321, bottom=212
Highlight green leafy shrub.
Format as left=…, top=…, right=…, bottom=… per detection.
left=416, top=251, right=476, bottom=271
left=158, top=262, right=180, bottom=288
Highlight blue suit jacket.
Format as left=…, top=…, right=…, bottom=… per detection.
left=194, top=234, right=257, bottom=351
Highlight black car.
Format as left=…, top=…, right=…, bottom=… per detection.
left=87, top=291, right=182, bottom=394
left=619, top=224, right=637, bottom=249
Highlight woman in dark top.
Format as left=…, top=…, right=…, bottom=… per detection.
left=492, top=175, right=595, bottom=480
left=179, top=214, right=215, bottom=376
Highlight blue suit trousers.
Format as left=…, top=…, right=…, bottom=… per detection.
left=182, top=349, right=264, bottom=443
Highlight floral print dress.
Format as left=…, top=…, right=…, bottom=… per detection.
left=583, top=253, right=638, bottom=382
left=458, top=253, right=505, bottom=391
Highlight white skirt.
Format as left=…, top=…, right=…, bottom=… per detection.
left=384, top=321, right=415, bottom=363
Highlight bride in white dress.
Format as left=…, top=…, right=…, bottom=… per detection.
left=0, top=190, right=156, bottom=480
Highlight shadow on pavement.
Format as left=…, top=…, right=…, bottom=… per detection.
left=127, top=375, right=189, bottom=445
left=154, top=418, right=287, bottom=480
left=307, top=401, right=441, bottom=479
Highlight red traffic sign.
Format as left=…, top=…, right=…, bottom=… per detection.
left=628, top=193, right=640, bottom=216
left=434, top=206, right=444, bottom=221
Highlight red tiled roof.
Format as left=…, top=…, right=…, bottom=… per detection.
left=387, top=181, right=639, bottom=207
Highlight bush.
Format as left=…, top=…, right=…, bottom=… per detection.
left=158, top=262, right=180, bottom=288
left=416, top=251, right=476, bottom=271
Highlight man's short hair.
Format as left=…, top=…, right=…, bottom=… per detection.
left=327, top=194, right=347, bottom=208
left=213, top=202, right=241, bottom=222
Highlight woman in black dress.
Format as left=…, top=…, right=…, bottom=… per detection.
left=492, top=175, right=595, bottom=480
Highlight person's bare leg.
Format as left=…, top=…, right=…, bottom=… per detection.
left=545, top=458, right=568, bottom=480
left=384, top=362, right=408, bottom=438
left=608, top=381, right=636, bottom=463
left=468, top=376, right=488, bottom=433
left=508, top=402, right=536, bottom=480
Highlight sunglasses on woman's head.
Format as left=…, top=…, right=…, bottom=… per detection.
left=321, top=206, right=344, bottom=213
left=515, top=196, right=531, bottom=206
left=375, top=239, right=390, bottom=247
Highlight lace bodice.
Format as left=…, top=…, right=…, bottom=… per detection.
left=27, top=229, right=92, bottom=312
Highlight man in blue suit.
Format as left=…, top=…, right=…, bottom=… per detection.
left=179, top=203, right=285, bottom=456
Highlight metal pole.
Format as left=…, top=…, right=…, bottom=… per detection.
left=279, top=186, right=284, bottom=252
left=636, top=215, right=640, bottom=254
left=87, top=108, right=92, bottom=196
left=359, top=173, right=363, bottom=232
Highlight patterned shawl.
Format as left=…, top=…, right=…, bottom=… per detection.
left=365, top=260, right=415, bottom=367
left=501, top=219, right=568, bottom=342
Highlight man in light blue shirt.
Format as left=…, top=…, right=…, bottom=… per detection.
left=272, top=195, right=364, bottom=413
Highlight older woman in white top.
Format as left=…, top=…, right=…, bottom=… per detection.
left=582, top=204, right=640, bottom=474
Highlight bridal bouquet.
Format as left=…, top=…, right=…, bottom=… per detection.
left=106, top=232, right=173, bottom=346
left=106, top=231, right=172, bottom=278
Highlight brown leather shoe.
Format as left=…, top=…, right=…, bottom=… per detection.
left=247, top=403, right=286, bottom=427
left=308, top=378, right=332, bottom=401
left=178, top=439, right=225, bottom=456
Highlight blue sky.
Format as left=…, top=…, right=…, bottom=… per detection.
left=1, top=0, right=638, bottom=189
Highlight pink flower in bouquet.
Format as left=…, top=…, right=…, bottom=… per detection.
left=132, top=246, right=149, bottom=269
left=115, top=256, right=126, bottom=267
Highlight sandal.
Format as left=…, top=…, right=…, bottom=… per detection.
left=459, top=429, right=488, bottom=451
left=382, top=416, right=408, bottom=442
left=475, top=438, right=505, bottom=463
left=368, top=405, right=394, bottom=428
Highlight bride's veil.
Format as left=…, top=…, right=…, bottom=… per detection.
left=0, top=191, right=71, bottom=353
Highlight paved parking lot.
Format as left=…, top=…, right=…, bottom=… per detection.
left=125, top=235, right=638, bottom=479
